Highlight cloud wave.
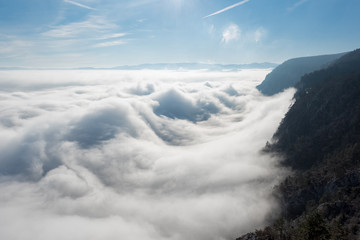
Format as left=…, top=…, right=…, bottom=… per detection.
left=0, top=69, right=294, bottom=240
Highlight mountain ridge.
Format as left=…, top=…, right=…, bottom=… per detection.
left=237, top=49, right=360, bottom=239
left=257, top=52, right=347, bottom=96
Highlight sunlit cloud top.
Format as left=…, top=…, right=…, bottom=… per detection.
left=0, top=0, right=359, bottom=67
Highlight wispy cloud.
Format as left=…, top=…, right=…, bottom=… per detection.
left=42, top=17, right=116, bottom=38
left=253, top=27, right=267, bottom=43
left=287, top=0, right=309, bottom=11
left=203, top=0, right=250, bottom=18
left=127, top=0, right=159, bottom=8
left=97, top=33, right=128, bottom=40
left=222, top=24, right=241, bottom=43
left=0, top=39, right=32, bottom=55
left=93, top=40, right=127, bottom=48
left=40, top=16, right=127, bottom=52
left=64, top=0, right=96, bottom=10
left=137, top=18, right=147, bottom=23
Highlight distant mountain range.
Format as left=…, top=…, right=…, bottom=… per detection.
left=0, top=62, right=277, bottom=71
left=238, top=49, right=360, bottom=239
left=109, top=62, right=278, bottom=70
left=256, top=52, right=347, bottom=96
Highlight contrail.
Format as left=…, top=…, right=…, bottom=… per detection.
left=203, top=0, right=250, bottom=18
left=64, top=0, right=96, bottom=10
left=287, top=0, right=309, bottom=11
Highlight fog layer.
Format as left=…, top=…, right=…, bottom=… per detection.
left=0, top=69, right=294, bottom=240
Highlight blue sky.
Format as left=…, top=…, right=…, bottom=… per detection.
left=0, top=0, right=359, bottom=67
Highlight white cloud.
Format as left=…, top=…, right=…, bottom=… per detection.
left=203, top=0, right=250, bottom=18
left=93, top=40, right=127, bottom=47
left=222, top=24, right=241, bottom=43
left=97, top=33, right=128, bottom=40
left=41, top=16, right=130, bottom=50
left=42, top=16, right=116, bottom=39
left=208, top=24, right=215, bottom=35
left=0, top=40, right=32, bottom=55
left=137, top=18, right=147, bottom=23
left=39, top=16, right=131, bottom=50
left=253, top=27, right=267, bottom=43
left=0, top=69, right=295, bottom=240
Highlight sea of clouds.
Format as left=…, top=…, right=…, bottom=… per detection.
left=0, top=69, right=294, bottom=240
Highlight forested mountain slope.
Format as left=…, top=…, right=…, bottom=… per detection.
left=256, top=52, right=345, bottom=96
left=273, top=49, right=360, bottom=171
left=238, top=49, right=360, bottom=239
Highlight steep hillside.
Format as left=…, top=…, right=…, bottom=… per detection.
left=272, top=49, right=360, bottom=171
left=237, top=49, right=360, bottom=239
left=256, top=53, right=345, bottom=96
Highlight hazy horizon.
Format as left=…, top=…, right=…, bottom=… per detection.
left=0, top=61, right=279, bottom=70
